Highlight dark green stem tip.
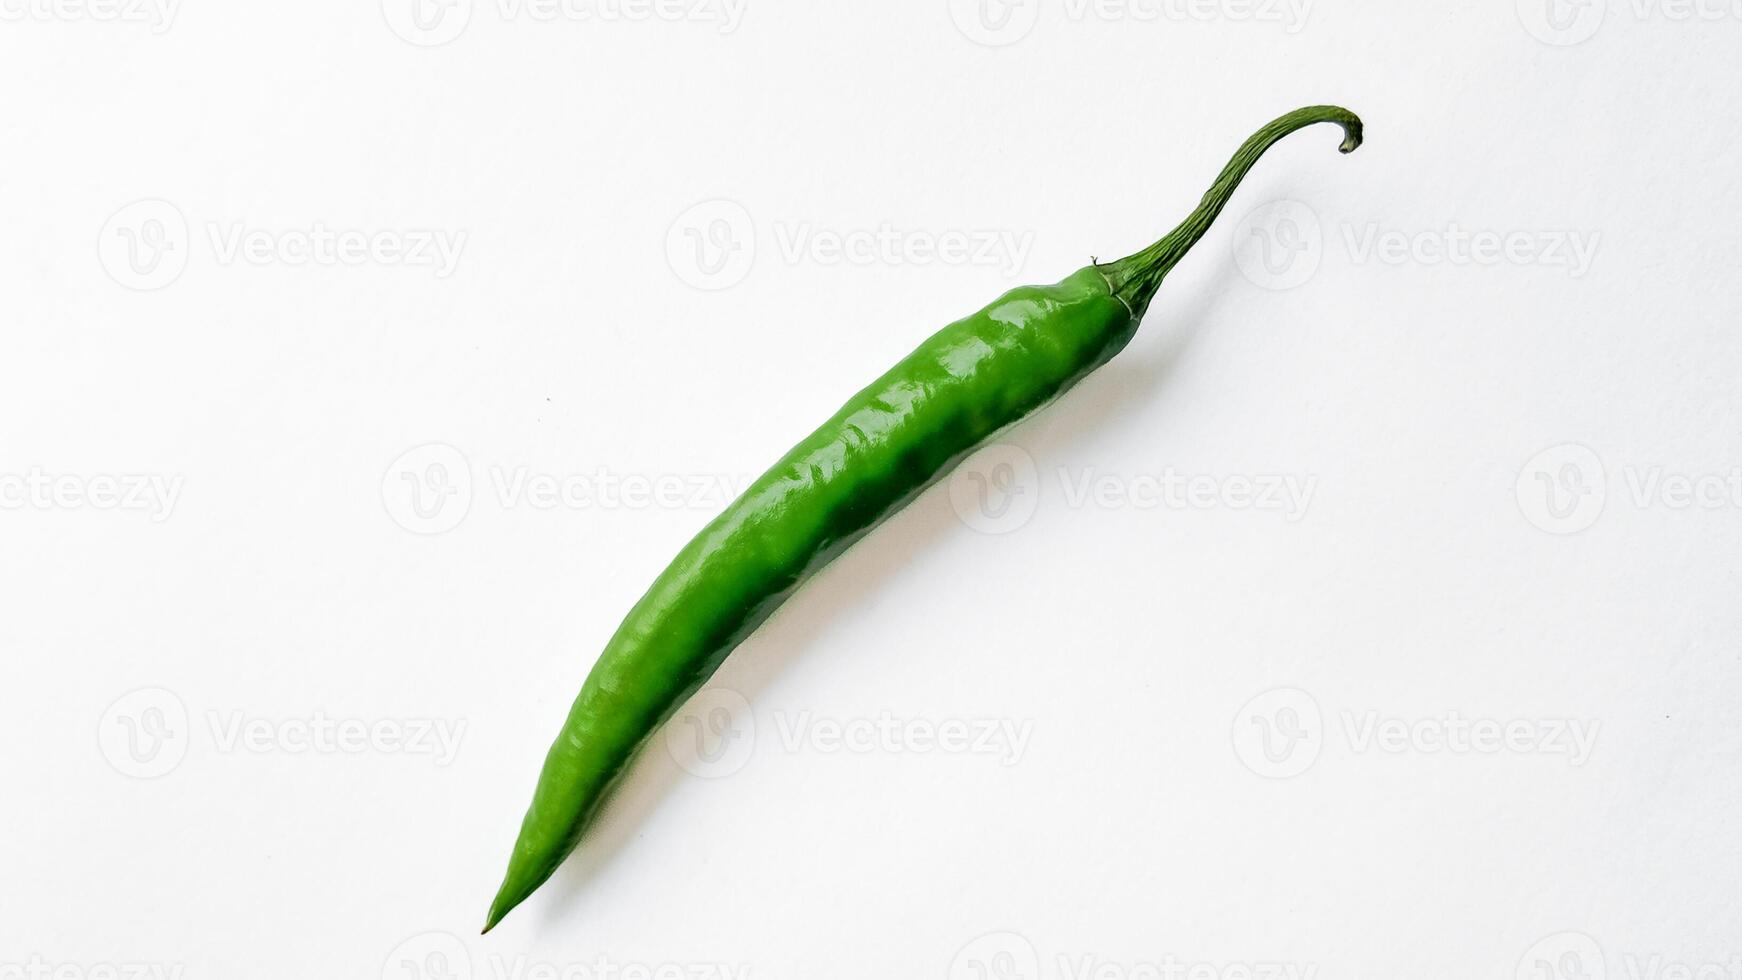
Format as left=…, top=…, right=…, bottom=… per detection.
left=1104, top=105, right=1364, bottom=310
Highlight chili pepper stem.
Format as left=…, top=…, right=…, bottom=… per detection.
left=1099, top=105, right=1363, bottom=314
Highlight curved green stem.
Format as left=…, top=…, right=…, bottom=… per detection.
left=1101, top=105, right=1362, bottom=312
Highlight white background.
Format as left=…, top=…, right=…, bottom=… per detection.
left=4, top=0, right=1740, bottom=977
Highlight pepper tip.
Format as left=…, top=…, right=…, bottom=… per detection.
left=1336, top=115, right=1364, bottom=154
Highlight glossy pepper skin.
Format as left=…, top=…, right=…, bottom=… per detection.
left=486, top=106, right=1363, bottom=932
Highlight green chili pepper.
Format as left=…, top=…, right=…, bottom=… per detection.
left=485, top=105, right=1363, bottom=932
